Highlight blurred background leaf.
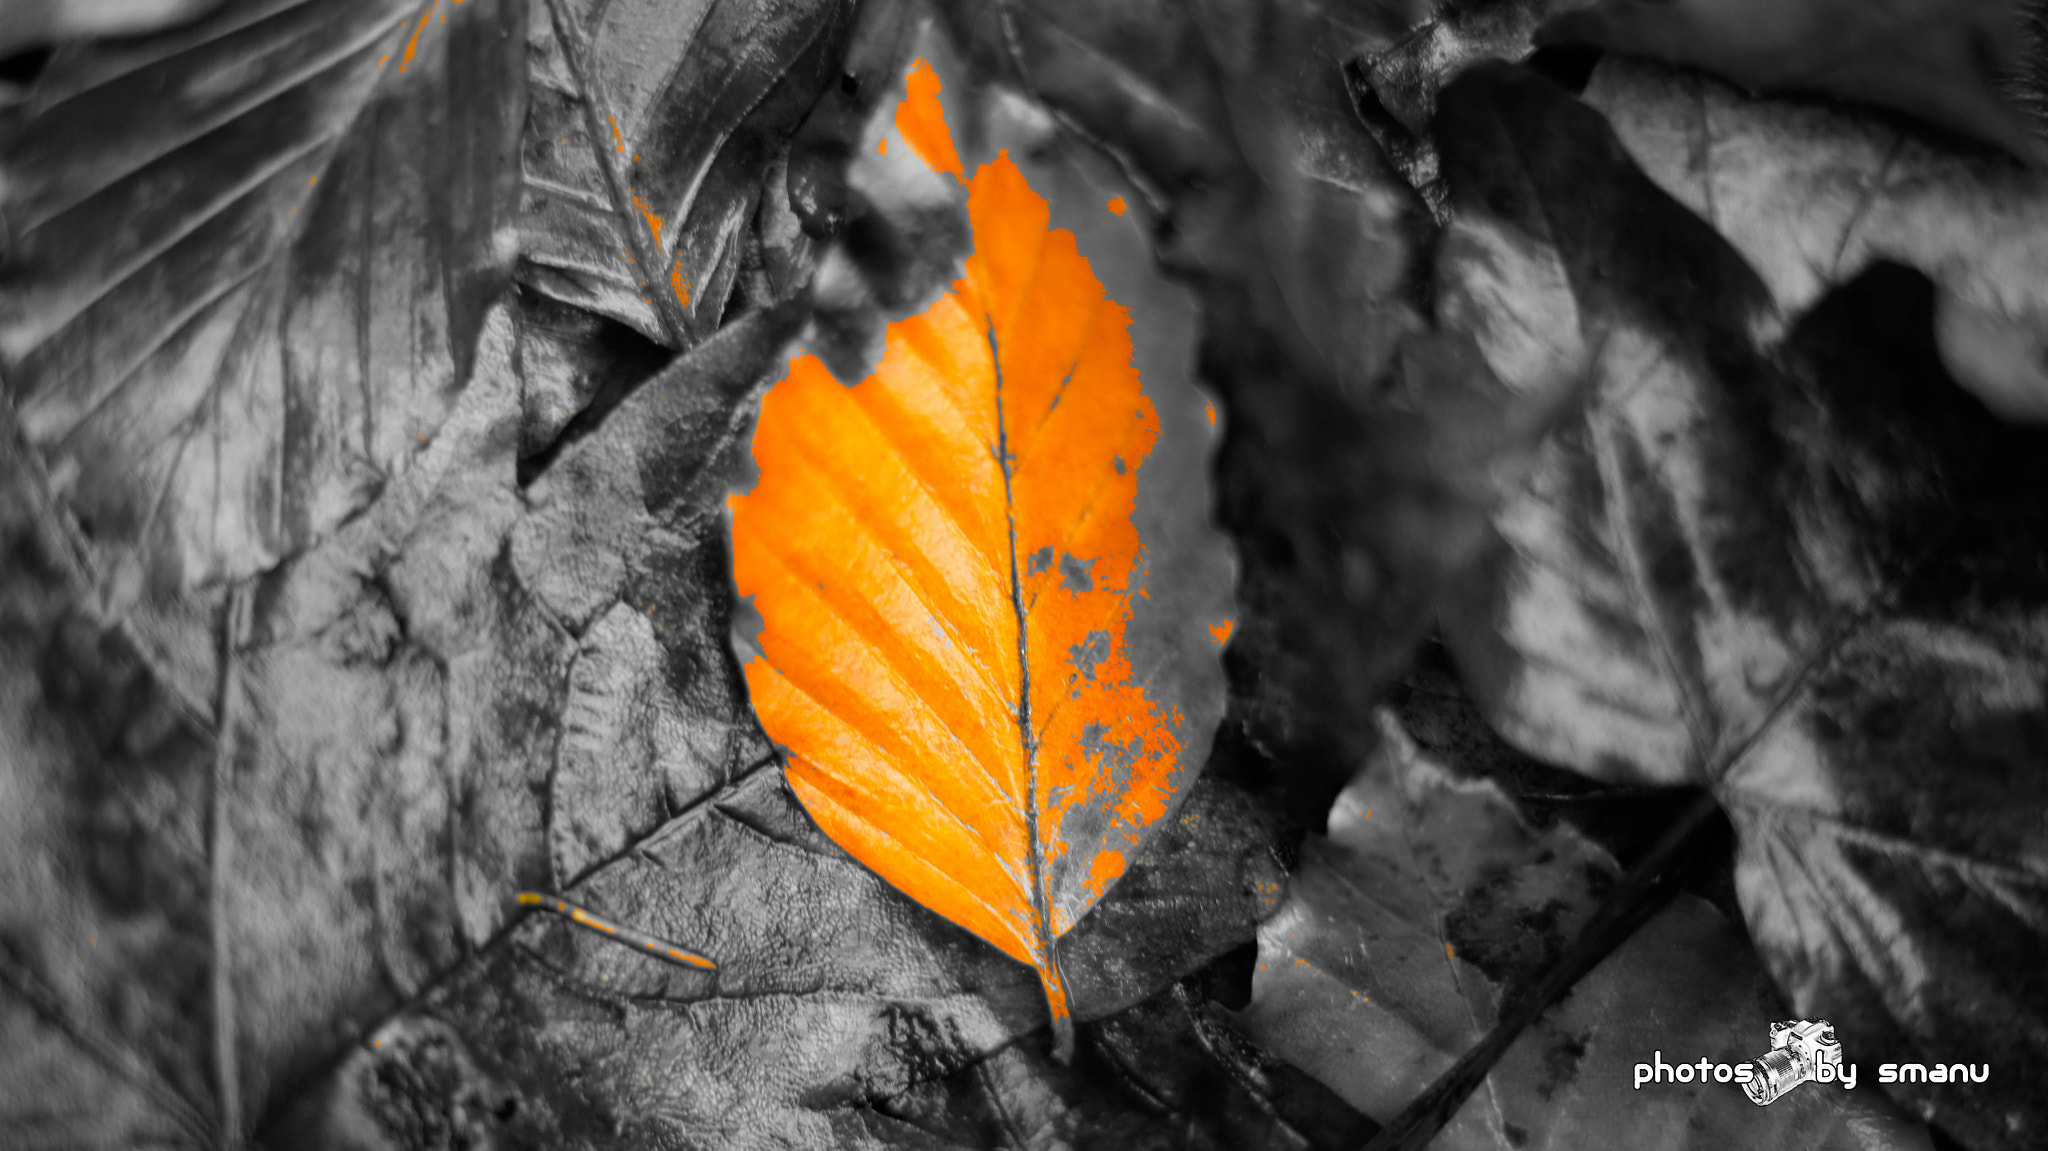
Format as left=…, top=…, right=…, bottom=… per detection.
left=1432, top=60, right=2048, bottom=1151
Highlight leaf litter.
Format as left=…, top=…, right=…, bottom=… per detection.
left=5, top=0, right=2048, bottom=1148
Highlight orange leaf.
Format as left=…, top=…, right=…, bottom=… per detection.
left=729, top=55, right=1227, bottom=1061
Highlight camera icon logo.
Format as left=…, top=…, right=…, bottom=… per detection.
left=1745, top=1019, right=1842, bottom=1105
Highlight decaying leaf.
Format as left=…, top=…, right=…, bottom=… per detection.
left=1432, top=61, right=2048, bottom=1150
left=516, top=0, right=853, bottom=345
left=729, top=44, right=1235, bottom=1059
left=0, top=0, right=526, bottom=598
left=929, top=0, right=1558, bottom=848
left=1539, top=0, right=2048, bottom=165
left=1238, top=707, right=1934, bottom=1150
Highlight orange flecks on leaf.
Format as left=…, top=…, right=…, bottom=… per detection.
left=671, top=264, right=690, bottom=308
left=609, top=113, right=627, bottom=154
left=731, top=63, right=1202, bottom=1065
left=1210, top=620, right=1233, bottom=645
left=631, top=194, right=663, bottom=248
left=1204, top=402, right=1217, bottom=427
left=895, top=57, right=962, bottom=179
left=401, top=0, right=438, bottom=72
left=1107, top=196, right=1126, bottom=216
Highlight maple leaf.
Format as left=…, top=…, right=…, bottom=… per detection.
left=728, top=49, right=1235, bottom=1061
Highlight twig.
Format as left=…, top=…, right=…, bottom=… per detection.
left=1359, top=790, right=1723, bottom=1151
left=209, top=583, right=252, bottom=1151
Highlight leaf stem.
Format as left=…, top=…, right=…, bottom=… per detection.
left=1040, top=951, right=1076, bottom=1064
left=1358, top=790, right=1723, bottom=1151
left=210, top=583, right=251, bottom=1151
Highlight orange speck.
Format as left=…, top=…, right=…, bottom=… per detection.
left=895, top=58, right=961, bottom=178
left=877, top=138, right=888, bottom=155
left=307, top=176, right=317, bottom=186
left=631, top=195, right=663, bottom=247
left=1083, top=849, right=1126, bottom=902
left=401, top=0, right=437, bottom=72
left=609, top=114, right=627, bottom=154
left=1209, top=620, right=1233, bottom=645
left=1204, top=403, right=1217, bottom=427
left=379, top=55, right=389, bottom=66
left=671, top=263, right=690, bottom=308
left=1107, top=196, right=1126, bottom=216
left=1448, top=945, right=1455, bottom=959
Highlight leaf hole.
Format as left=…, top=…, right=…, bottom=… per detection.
left=1521, top=45, right=1602, bottom=96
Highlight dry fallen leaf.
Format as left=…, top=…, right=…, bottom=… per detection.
left=730, top=47, right=1235, bottom=1060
